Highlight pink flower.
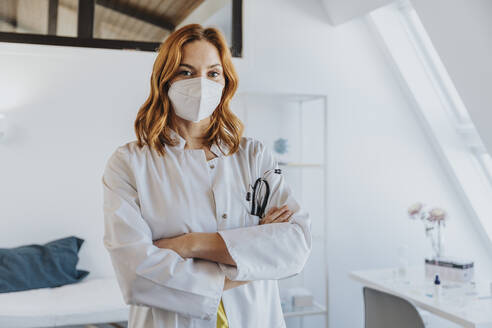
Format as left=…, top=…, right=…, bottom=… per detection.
left=427, top=208, right=446, bottom=222
left=407, top=202, right=423, bottom=216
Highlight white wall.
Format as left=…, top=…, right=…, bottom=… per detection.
left=0, top=44, right=156, bottom=279
left=411, top=0, right=492, bottom=155
left=236, top=1, right=492, bottom=327
left=321, top=0, right=393, bottom=25
left=1, top=0, right=491, bottom=327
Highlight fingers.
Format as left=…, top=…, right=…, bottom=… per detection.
left=261, top=205, right=286, bottom=224
left=273, top=208, right=293, bottom=223
left=265, top=206, right=277, bottom=216
left=269, top=205, right=289, bottom=221
left=260, top=204, right=293, bottom=224
left=259, top=207, right=276, bottom=224
left=275, top=204, right=289, bottom=214
left=259, top=206, right=278, bottom=225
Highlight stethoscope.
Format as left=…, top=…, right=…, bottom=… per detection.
left=246, top=168, right=282, bottom=218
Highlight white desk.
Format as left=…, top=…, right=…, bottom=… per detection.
left=349, top=266, right=492, bottom=328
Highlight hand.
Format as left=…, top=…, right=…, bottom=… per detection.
left=259, top=204, right=293, bottom=225
left=224, top=277, right=250, bottom=291
left=153, top=233, right=192, bottom=258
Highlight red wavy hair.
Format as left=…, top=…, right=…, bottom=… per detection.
left=134, top=23, right=243, bottom=156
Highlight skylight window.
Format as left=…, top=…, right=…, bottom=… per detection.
left=478, top=153, right=492, bottom=186
left=367, top=0, right=492, bottom=245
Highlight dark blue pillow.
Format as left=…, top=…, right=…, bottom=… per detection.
left=0, top=236, right=89, bottom=293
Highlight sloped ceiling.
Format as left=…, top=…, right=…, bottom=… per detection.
left=322, top=0, right=492, bottom=155
left=321, top=0, right=394, bottom=25
left=411, top=0, right=492, bottom=154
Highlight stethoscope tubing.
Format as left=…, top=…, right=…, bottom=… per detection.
left=251, top=177, right=270, bottom=218
left=247, top=168, right=282, bottom=218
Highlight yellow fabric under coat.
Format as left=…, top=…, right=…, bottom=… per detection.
left=217, top=298, right=228, bottom=328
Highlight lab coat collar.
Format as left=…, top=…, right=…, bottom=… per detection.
left=168, top=128, right=230, bottom=158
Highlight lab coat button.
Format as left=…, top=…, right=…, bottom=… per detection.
left=222, top=213, right=227, bottom=219
left=210, top=164, right=215, bottom=169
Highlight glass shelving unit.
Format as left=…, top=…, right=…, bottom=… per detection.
left=231, top=91, right=329, bottom=328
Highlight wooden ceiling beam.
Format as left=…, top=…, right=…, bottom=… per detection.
left=95, top=0, right=175, bottom=31
left=48, top=0, right=58, bottom=35
left=78, top=0, right=95, bottom=38
left=0, top=30, right=160, bottom=51
left=231, top=0, right=242, bottom=57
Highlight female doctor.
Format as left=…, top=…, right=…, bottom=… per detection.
left=102, top=24, right=312, bottom=328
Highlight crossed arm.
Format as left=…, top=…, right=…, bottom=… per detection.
left=154, top=232, right=235, bottom=265
left=154, top=232, right=242, bottom=291
left=153, top=205, right=294, bottom=290
left=153, top=205, right=293, bottom=263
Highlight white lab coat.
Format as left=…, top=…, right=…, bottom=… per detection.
left=102, top=128, right=312, bottom=328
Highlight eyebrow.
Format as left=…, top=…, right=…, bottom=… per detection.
left=179, top=63, right=222, bottom=69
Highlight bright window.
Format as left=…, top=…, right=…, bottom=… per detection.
left=367, top=0, right=492, bottom=244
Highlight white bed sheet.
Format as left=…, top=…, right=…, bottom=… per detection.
left=0, top=277, right=129, bottom=327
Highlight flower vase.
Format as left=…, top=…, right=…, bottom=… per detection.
left=434, top=221, right=444, bottom=260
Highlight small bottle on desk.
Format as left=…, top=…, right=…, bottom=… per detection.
left=434, top=274, right=442, bottom=301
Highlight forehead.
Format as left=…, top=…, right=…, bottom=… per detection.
left=181, top=40, right=222, bottom=66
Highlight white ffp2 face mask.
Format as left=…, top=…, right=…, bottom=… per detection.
left=168, top=76, right=225, bottom=122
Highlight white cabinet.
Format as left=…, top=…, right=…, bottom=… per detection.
left=231, top=92, right=329, bottom=328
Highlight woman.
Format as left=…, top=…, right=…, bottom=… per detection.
left=102, top=24, right=312, bottom=328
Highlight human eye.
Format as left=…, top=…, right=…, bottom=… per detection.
left=209, top=71, right=221, bottom=78
left=179, top=70, right=192, bottom=76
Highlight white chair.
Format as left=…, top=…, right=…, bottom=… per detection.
left=363, top=286, right=426, bottom=328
